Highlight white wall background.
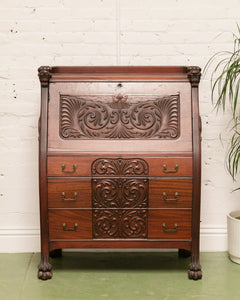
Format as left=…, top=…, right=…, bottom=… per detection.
left=0, top=0, right=240, bottom=252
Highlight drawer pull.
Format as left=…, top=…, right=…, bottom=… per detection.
left=163, top=192, right=178, bottom=202
left=62, top=223, right=78, bottom=231
left=162, top=223, right=178, bottom=232
left=62, top=192, right=77, bottom=201
left=61, top=164, right=77, bottom=174
left=163, top=164, right=179, bottom=173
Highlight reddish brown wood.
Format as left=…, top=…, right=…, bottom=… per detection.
left=48, top=179, right=91, bottom=208
left=49, top=210, right=92, bottom=239
left=47, top=156, right=192, bottom=177
left=49, top=240, right=191, bottom=251
left=38, top=66, right=52, bottom=280
left=38, top=66, right=201, bottom=280
left=48, top=80, right=192, bottom=153
left=187, top=66, right=202, bottom=280
left=148, top=210, right=192, bottom=239
left=149, top=179, right=192, bottom=208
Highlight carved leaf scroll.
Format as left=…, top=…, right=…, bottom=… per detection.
left=60, top=94, right=180, bottom=139
left=93, top=209, right=148, bottom=239
left=92, top=178, right=148, bottom=208
left=92, top=158, right=149, bottom=176
left=91, top=158, right=149, bottom=239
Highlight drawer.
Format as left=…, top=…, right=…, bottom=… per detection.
left=148, top=210, right=192, bottom=239
left=49, top=210, right=92, bottom=240
left=149, top=179, right=192, bottom=208
left=48, top=179, right=91, bottom=208
left=47, top=156, right=192, bottom=177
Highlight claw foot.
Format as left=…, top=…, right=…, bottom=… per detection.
left=188, top=263, right=202, bottom=280
left=38, top=261, right=52, bottom=280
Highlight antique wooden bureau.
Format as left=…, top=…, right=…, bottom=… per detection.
left=38, top=66, right=202, bottom=280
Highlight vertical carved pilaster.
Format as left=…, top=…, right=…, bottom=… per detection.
left=38, top=66, right=52, bottom=87
left=187, top=66, right=201, bottom=88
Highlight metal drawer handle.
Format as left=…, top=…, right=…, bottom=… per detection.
left=62, top=192, right=77, bottom=201
left=61, top=164, right=77, bottom=174
left=163, top=192, right=178, bottom=202
left=162, top=223, right=178, bottom=232
left=62, top=223, right=78, bottom=231
left=163, top=164, right=179, bottom=173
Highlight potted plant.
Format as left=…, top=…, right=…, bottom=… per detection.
left=204, top=25, right=240, bottom=263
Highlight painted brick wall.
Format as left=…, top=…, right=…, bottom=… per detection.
left=0, top=0, right=239, bottom=252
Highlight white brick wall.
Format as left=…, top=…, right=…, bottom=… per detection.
left=0, top=0, right=239, bottom=252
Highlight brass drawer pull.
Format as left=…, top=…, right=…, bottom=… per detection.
left=61, top=164, right=77, bottom=174
left=163, top=164, right=179, bottom=173
left=62, top=223, right=78, bottom=231
left=163, top=192, right=178, bottom=202
left=162, top=223, right=178, bottom=232
left=62, top=192, right=77, bottom=201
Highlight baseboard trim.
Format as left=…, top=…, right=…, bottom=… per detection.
left=0, top=226, right=228, bottom=252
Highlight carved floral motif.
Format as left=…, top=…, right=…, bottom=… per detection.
left=60, top=94, right=179, bottom=139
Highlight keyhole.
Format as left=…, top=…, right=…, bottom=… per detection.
left=117, top=83, right=122, bottom=88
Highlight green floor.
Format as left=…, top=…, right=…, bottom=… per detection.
left=0, top=251, right=239, bottom=300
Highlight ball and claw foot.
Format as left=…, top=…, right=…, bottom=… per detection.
left=38, top=261, right=53, bottom=280
left=188, top=263, right=202, bottom=280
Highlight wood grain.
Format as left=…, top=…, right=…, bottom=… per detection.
left=49, top=210, right=92, bottom=240
left=148, top=210, right=192, bottom=239
left=48, top=178, right=91, bottom=208
left=149, top=179, right=192, bottom=208
left=47, top=156, right=192, bottom=177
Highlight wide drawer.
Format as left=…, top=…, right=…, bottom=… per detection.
left=48, top=210, right=92, bottom=240
left=47, top=156, right=192, bottom=177
left=148, top=210, right=192, bottom=239
left=48, top=179, right=91, bottom=208
left=149, top=179, right=192, bottom=208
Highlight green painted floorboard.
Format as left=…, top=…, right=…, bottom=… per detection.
left=1, top=252, right=240, bottom=300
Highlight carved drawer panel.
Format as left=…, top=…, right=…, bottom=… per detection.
left=93, top=209, right=148, bottom=239
left=49, top=210, right=92, bottom=240
left=48, top=179, right=91, bottom=208
left=148, top=210, right=192, bottom=239
left=47, top=156, right=192, bottom=177
left=92, top=178, right=148, bottom=209
left=149, top=179, right=192, bottom=208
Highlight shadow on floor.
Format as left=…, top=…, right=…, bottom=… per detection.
left=50, top=251, right=191, bottom=272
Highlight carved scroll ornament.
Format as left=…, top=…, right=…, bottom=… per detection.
left=60, top=94, right=180, bottom=139
left=93, top=209, right=148, bottom=239
left=92, top=158, right=149, bottom=177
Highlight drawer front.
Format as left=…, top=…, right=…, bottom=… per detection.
left=148, top=210, right=192, bottom=239
left=48, top=179, right=91, bottom=208
left=149, top=179, right=192, bottom=208
left=49, top=210, right=92, bottom=240
left=47, top=156, right=192, bottom=177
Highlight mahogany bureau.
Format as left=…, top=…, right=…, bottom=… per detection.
left=37, top=66, right=202, bottom=280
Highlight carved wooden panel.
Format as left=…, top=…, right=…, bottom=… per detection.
left=92, top=178, right=148, bottom=208
left=93, top=209, right=148, bottom=239
left=92, top=158, right=149, bottom=176
left=60, top=94, right=180, bottom=139
left=92, top=158, right=149, bottom=239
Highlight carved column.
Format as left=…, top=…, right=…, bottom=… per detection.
left=38, top=66, right=52, bottom=280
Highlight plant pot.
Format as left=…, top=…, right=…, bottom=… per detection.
left=227, top=210, right=240, bottom=264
